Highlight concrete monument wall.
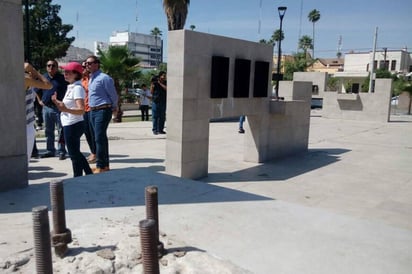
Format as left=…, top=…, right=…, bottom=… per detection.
left=293, top=72, right=327, bottom=99
left=166, top=30, right=311, bottom=179
left=0, top=0, right=28, bottom=191
left=322, top=79, right=392, bottom=122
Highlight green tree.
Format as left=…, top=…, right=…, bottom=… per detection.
left=23, top=0, right=74, bottom=69
left=150, top=27, right=163, bottom=67
left=271, top=29, right=284, bottom=45
left=190, top=24, right=196, bottom=30
left=158, top=62, right=168, bottom=72
left=298, top=35, right=313, bottom=58
left=98, top=45, right=141, bottom=121
left=361, top=68, right=395, bottom=92
left=259, top=39, right=270, bottom=44
left=163, top=0, right=190, bottom=30
left=327, top=76, right=339, bottom=91
left=283, top=52, right=309, bottom=80
left=308, top=9, right=321, bottom=59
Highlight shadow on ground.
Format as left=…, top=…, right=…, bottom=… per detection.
left=204, top=148, right=349, bottom=182
left=0, top=148, right=348, bottom=214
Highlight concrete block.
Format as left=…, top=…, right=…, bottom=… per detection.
left=0, top=0, right=27, bottom=191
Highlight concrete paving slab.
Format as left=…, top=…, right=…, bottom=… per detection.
left=1, top=110, right=412, bottom=273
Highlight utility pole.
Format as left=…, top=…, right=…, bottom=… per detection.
left=383, top=47, right=388, bottom=70
left=368, top=27, right=378, bottom=93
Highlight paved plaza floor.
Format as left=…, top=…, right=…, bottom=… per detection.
left=1, top=110, right=412, bottom=273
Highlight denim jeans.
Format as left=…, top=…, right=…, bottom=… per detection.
left=90, top=108, right=112, bottom=168
left=63, top=121, right=92, bottom=177
left=43, top=105, right=66, bottom=155
left=239, top=115, right=245, bottom=129
left=152, top=101, right=166, bottom=132
left=83, top=111, right=96, bottom=154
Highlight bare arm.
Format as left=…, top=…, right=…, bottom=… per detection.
left=158, top=81, right=167, bottom=91
left=24, top=63, right=52, bottom=90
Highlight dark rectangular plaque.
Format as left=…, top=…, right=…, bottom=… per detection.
left=210, top=56, right=230, bottom=98
left=253, top=61, right=270, bottom=97
left=233, top=58, right=251, bottom=98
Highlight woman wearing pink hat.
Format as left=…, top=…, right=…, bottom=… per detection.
left=52, top=62, right=92, bottom=177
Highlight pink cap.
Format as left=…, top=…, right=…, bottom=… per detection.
left=60, top=62, right=83, bottom=74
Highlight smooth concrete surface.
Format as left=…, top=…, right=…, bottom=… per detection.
left=293, top=72, right=328, bottom=99
left=0, top=0, right=28, bottom=191
left=166, top=30, right=275, bottom=179
left=1, top=110, right=412, bottom=273
left=323, top=79, right=392, bottom=123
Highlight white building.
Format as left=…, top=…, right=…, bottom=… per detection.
left=94, top=41, right=109, bottom=56
left=334, top=48, right=412, bottom=93
left=344, top=49, right=412, bottom=74
left=109, top=31, right=163, bottom=69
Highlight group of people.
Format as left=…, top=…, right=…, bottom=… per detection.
left=25, top=56, right=119, bottom=177
left=25, top=57, right=168, bottom=178
left=134, top=71, right=167, bottom=134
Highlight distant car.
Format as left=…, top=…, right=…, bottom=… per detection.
left=311, top=98, right=323, bottom=109
left=127, top=88, right=143, bottom=97
left=391, top=96, right=399, bottom=106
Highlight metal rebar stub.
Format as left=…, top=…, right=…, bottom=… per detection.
left=32, top=205, right=53, bottom=274
left=145, top=186, right=165, bottom=257
left=50, top=180, right=72, bottom=257
left=139, top=219, right=160, bottom=274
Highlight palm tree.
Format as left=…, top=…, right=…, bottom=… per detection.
left=150, top=27, right=163, bottom=67
left=163, top=0, right=190, bottom=30
left=298, top=35, right=313, bottom=59
left=271, top=29, right=284, bottom=45
left=190, top=24, right=196, bottom=31
left=98, top=45, right=141, bottom=122
left=308, top=9, right=320, bottom=58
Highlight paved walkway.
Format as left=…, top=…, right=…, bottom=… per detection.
left=1, top=110, right=412, bottom=273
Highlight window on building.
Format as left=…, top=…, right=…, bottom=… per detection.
left=391, top=60, right=396, bottom=71
left=379, top=60, right=389, bottom=69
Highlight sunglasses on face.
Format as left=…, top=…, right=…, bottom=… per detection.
left=47, top=64, right=56, bottom=68
left=85, top=61, right=97, bottom=65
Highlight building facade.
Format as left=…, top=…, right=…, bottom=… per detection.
left=334, top=48, right=412, bottom=93
left=344, top=49, right=412, bottom=74
left=307, top=58, right=344, bottom=74
left=97, top=31, right=163, bottom=69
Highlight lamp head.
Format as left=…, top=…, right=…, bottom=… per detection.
left=278, top=6, right=287, bottom=19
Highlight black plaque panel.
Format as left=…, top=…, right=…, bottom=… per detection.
left=233, top=58, right=251, bottom=98
left=253, top=61, right=270, bottom=97
left=210, top=56, right=230, bottom=98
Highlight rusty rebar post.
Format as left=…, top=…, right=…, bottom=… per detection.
left=139, top=219, right=160, bottom=274
left=32, top=206, right=53, bottom=274
left=145, top=186, right=164, bottom=256
left=50, top=180, right=72, bottom=257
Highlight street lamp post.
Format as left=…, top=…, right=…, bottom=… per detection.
left=275, top=6, right=287, bottom=99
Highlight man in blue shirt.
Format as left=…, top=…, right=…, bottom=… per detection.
left=35, top=60, right=68, bottom=159
left=85, top=55, right=118, bottom=173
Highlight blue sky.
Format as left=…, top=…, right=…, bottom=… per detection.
left=54, top=0, right=412, bottom=60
